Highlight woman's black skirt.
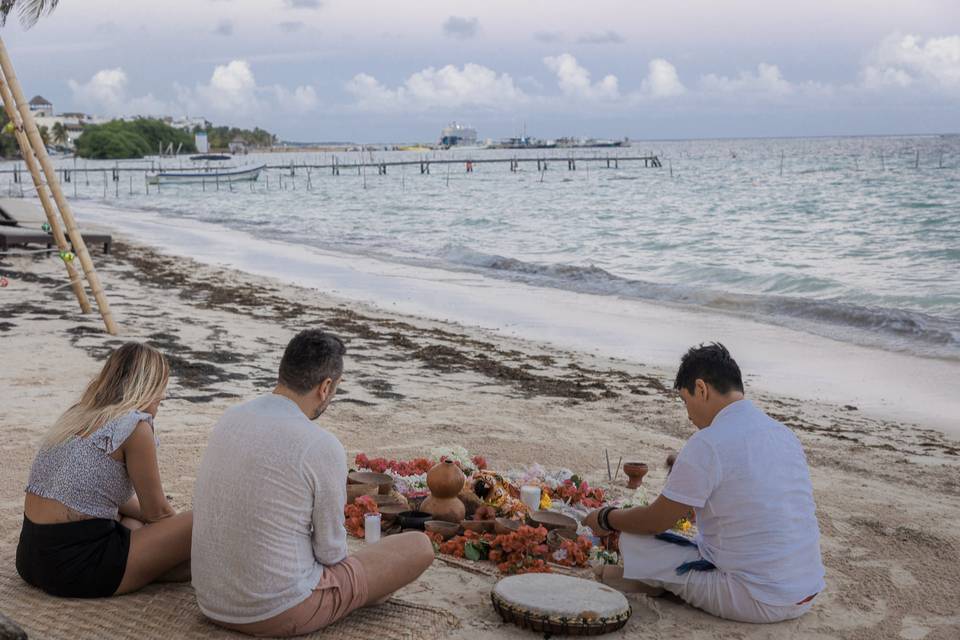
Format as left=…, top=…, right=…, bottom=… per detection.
left=16, top=515, right=131, bottom=598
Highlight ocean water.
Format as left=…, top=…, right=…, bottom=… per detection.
left=38, top=134, right=960, bottom=361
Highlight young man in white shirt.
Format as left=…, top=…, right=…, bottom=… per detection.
left=585, top=343, right=824, bottom=623
left=192, top=330, right=434, bottom=636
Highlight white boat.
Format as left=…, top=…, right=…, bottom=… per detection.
left=146, top=164, right=265, bottom=185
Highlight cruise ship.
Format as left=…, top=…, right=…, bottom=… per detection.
left=439, top=122, right=478, bottom=147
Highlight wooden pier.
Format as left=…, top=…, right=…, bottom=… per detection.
left=0, top=154, right=662, bottom=183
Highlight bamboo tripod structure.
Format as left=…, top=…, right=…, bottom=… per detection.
left=0, top=35, right=117, bottom=334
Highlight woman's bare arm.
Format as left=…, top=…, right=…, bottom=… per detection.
left=122, top=421, right=176, bottom=523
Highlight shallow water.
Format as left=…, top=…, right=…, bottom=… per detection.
left=35, top=134, right=960, bottom=360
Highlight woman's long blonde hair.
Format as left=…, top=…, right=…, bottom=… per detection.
left=44, top=342, right=169, bottom=448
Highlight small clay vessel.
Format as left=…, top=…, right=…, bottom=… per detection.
left=623, top=462, right=648, bottom=489
left=421, top=460, right=466, bottom=523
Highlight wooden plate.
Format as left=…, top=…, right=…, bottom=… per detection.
left=529, top=510, right=578, bottom=531
left=348, top=471, right=393, bottom=495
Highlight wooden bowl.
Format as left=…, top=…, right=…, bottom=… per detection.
left=528, top=510, right=578, bottom=531
left=378, top=504, right=408, bottom=523
left=495, top=517, right=521, bottom=535
left=424, top=520, right=460, bottom=540
left=346, top=482, right=377, bottom=503
left=461, top=518, right=496, bottom=534
left=373, top=494, right=406, bottom=508
left=397, top=510, right=433, bottom=531
left=348, top=471, right=393, bottom=495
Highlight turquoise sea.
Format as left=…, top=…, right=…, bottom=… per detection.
left=42, top=134, right=960, bottom=361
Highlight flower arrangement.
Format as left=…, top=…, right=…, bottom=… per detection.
left=354, top=453, right=433, bottom=477
left=550, top=478, right=606, bottom=509
left=431, top=525, right=595, bottom=575
left=344, top=495, right=379, bottom=538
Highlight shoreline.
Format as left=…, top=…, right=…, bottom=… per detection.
left=1, top=235, right=959, bottom=639
left=70, top=201, right=960, bottom=437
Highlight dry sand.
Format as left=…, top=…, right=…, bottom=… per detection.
left=1, top=239, right=959, bottom=639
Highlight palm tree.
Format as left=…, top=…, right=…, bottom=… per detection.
left=0, top=0, right=60, bottom=28
left=37, top=123, right=49, bottom=146
left=51, top=120, right=67, bottom=146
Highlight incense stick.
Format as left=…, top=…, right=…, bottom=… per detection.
left=614, top=457, right=622, bottom=481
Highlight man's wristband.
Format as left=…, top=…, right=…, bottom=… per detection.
left=598, top=506, right=619, bottom=532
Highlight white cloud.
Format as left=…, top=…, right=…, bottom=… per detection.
left=862, top=33, right=960, bottom=90
left=543, top=53, right=619, bottom=100
left=70, top=61, right=319, bottom=122
left=640, top=58, right=685, bottom=97
left=273, top=85, right=320, bottom=112
left=700, top=63, right=794, bottom=96
left=194, top=60, right=260, bottom=114
left=68, top=68, right=169, bottom=116
left=346, top=63, right=526, bottom=110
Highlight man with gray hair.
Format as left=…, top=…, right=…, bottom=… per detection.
left=192, top=329, right=434, bottom=636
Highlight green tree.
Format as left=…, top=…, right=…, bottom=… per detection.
left=0, top=0, right=60, bottom=28
left=37, top=124, right=49, bottom=147
left=51, top=120, right=68, bottom=146
left=74, top=118, right=196, bottom=159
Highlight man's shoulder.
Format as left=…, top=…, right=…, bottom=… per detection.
left=301, top=425, right=346, bottom=460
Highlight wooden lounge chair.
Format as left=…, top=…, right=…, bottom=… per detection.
left=0, top=198, right=111, bottom=253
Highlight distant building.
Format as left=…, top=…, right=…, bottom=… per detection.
left=171, top=116, right=210, bottom=132
left=195, top=131, right=209, bottom=154
left=28, top=95, right=53, bottom=117
left=440, top=122, right=477, bottom=147
left=228, top=137, right=247, bottom=154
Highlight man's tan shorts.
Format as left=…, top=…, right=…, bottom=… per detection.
left=213, top=557, right=369, bottom=637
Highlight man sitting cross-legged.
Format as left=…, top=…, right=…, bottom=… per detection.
left=192, top=329, right=434, bottom=637
left=585, top=342, right=825, bottom=624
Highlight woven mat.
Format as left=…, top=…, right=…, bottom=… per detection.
left=0, top=558, right=459, bottom=640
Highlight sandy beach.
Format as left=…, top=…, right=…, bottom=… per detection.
left=2, top=234, right=959, bottom=639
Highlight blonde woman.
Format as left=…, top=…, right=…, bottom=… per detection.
left=16, top=342, right=192, bottom=598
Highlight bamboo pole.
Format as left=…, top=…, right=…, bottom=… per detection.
left=0, top=73, right=92, bottom=313
left=0, top=36, right=118, bottom=334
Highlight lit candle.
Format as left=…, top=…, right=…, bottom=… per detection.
left=364, top=514, right=382, bottom=543
left=520, top=486, right=541, bottom=513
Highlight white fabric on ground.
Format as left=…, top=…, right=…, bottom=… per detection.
left=620, top=533, right=814, bottom=624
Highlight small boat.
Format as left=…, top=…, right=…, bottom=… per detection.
left=190, top=153, right=232, bottom=161
left=146, top=164, right=265, bottom=185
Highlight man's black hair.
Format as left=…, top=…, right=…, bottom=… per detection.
left=673, top=342, right=744, bottom=395
left=278, top=329, right=346, bottom=394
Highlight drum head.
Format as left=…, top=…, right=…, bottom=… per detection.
left=491, top=573, right=631, bottom=636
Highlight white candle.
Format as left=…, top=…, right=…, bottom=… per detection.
left=521, top=486, right=541, bottom=512
left=364, top=514, right=382, bottom=543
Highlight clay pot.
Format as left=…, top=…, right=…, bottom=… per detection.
left=421, top=460, right=467, bottom=523
left=623, top=462, right=648, bottom=489
left=426, top=460, right=466, bottom=498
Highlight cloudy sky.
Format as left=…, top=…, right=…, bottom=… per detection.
left=3, top=0, right=958, bottom=141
